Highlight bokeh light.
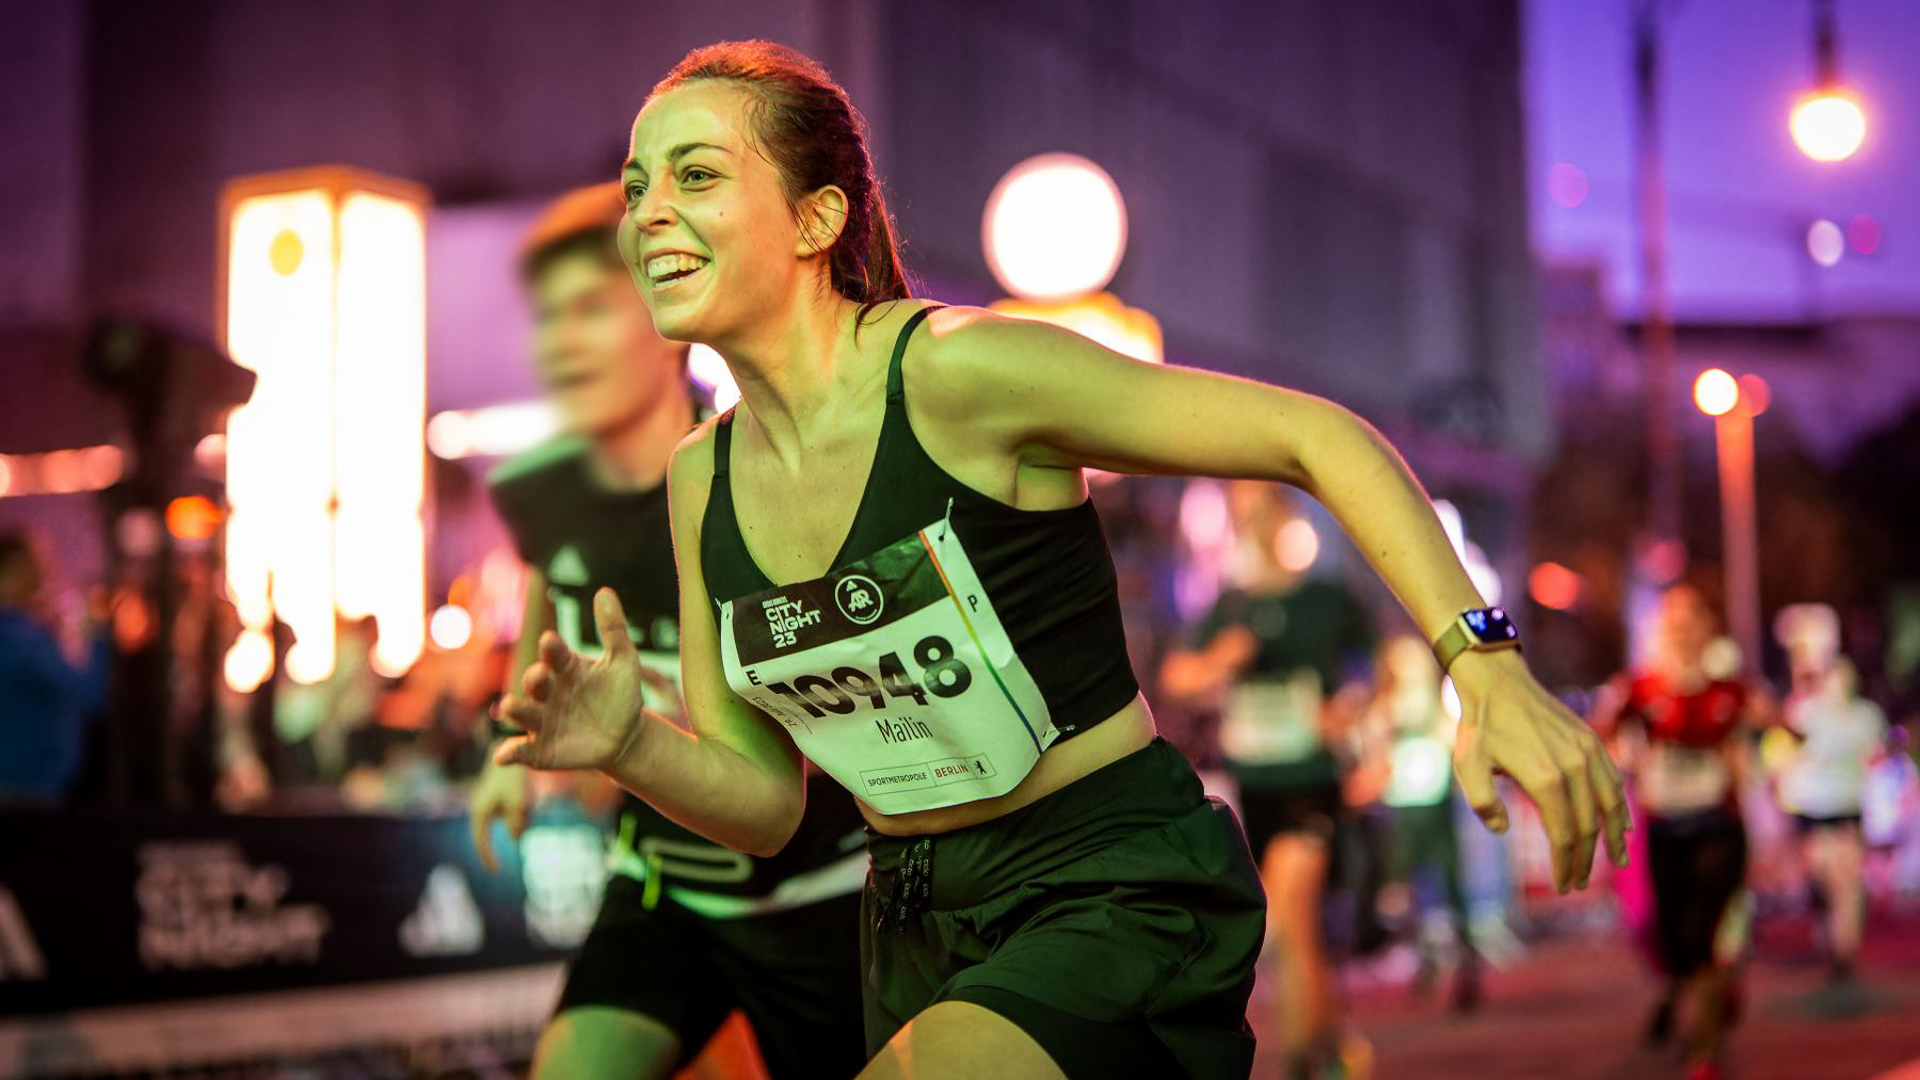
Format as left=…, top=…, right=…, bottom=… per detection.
left=1694, top=368, right=1739, bottom=417
left=166, top=495, right=223, bottom=541
left=429, top=604, right=474, bottom=650
left=983, top=153, right=1127, bottom=302
left=1275, top=518, right=1320, bottom=573
left=1529, top=561, right=1582, bottom=612
left=1736, top=373, right=1771, bottom=417
left=1791, top=91, right=1867, bottom=163
left=1546, top=162, right=1588, bottom=208
left=1848, top=213, right=1882, bottom=256
left=223, top=629, right=274, bottom=694
left=1806, top=219, right=1845, bottom=267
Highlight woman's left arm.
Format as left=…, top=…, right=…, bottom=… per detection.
left=927, top=310, right=1629, bottom=891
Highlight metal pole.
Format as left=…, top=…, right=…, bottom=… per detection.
left=1634, top=1, right=1684, bottom=574
left=1716, top=410, right=1761, bottom=674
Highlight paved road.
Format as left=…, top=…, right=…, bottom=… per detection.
left=1249, top=912, right=1920, bottom=1080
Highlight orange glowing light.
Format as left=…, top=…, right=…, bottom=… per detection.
left=1529, top=561, right=1582, bottom=612
left=983, top=153, right=1128, bottom=303
left=220, top=167, right=430, bottom=688
left=1791, top=91, right=1867, bottom=163
left=1694, top=368, right=1739, bottom=417
left=166, top=495, right=223, bottom=541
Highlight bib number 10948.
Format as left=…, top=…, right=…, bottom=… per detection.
left=761, top=635, right=971, bottom=718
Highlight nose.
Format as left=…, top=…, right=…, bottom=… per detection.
left=632, top=181, right=678, bottom=234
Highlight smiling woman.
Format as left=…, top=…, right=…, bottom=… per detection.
left=498, top=38, right=1631, bottom=1080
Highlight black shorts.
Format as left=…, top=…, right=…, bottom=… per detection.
left=554, top=875, right=867, bottom=1080
left=1793, top=811, right=1863, bottom=835
left=1645, top=810, right=1748, bottom=978
left=1234, top=776, right=1344, bottom=859
left=861, top=739, right=1266, bottom=1080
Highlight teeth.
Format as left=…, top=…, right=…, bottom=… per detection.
left=645, top=253, right=709, bottom=283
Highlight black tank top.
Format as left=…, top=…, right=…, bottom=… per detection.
left=700, top=305, right=1139, bottom=742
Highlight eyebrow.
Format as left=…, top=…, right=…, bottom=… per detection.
left=623, top=142, right=731, bottom=173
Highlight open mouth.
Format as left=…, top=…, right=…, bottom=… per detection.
left=645, top=252, right=711, bottom=290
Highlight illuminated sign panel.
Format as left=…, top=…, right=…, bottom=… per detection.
left=219, top=168, right=429, bottom=687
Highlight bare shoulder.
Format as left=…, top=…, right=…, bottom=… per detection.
left=906, top=304, right=1082, bottom=415
left=666, top=415, right=723, bottom=528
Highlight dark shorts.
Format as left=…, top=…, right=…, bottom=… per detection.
left=1793, top=811, right=1863, bottom=835
left=1645, top=810, right=1748, bottom=978
left=1387, top=799, right=1460, bottom=879
left=555, top=875, right=867, bottom=1080
left=861, top=738, right=1266, bottom=1080
left=1235, top=777, right=1344, bottom=858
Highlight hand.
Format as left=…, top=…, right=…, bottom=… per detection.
left=1450, top=651, right=1630, bottom=893
left=496, top=588, right=648, bottom=774
left=468, top=755, right=532, bottom=874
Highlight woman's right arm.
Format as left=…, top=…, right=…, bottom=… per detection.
left=497, top=424, right=807, bottom=856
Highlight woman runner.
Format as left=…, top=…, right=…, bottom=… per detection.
left=498, top=40, right=1630, bottom=1080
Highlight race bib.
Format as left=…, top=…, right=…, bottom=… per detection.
left=1639, top=743, right=1731, bottom=814
left=1220, top=673, right=1323, bottom=766
left=718, top=511, right=1056, bottom=815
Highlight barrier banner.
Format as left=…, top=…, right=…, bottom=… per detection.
left=0, top=808, right=610, bottom=1015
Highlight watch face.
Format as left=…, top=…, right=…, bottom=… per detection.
left=1463, top=607, right=1519, bottom=643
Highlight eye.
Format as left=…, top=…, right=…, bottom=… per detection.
left=682, top=168, right=717, bottom=185
left=623, top=181, right=647, bottom=205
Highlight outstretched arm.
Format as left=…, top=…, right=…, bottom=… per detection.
left=921, top=309, right=1629, bottom=891
left=497, top=425, right=806, bottom=856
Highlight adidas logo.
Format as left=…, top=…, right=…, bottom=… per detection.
left=398, top=864, right=484, bottom=957
left=546, top=545, right=590, bottom=586
left=0, top=886, right=45, bottom=982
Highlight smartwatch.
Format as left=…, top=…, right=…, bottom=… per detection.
left=1431, top=607, right=1521, bottom=674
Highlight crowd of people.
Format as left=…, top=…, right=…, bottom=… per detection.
left=3, top=37, right=1917, bottom=1080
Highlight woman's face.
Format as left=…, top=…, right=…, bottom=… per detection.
left=619, top=81, right=811, bottom=346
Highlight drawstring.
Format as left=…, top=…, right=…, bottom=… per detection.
left=873, top=836, right=934, bottom=933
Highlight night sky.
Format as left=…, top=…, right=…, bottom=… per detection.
left=1527, top=0, right=1920, bottom=321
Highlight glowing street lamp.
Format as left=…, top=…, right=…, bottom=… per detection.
left=982, top=153, right=1162, bottom=365
left=1694, top=368, right=1769, bottom=674
left=219, top=167, right=430, bottom=689
left=1791, top=0, right=1867, bottom=162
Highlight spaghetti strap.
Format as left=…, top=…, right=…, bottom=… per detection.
left=886, top=305, right=945, bottom=403
left=712, top=407, right=735, bottom=477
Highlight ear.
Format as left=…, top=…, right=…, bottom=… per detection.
left=793, top=184, right=850, bottom=258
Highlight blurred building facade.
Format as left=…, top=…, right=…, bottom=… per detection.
left=5, top=0, right=1543, bottom=591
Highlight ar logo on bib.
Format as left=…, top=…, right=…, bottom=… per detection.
left=835, top=574, right=884, bottom=625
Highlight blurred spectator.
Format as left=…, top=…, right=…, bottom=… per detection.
left=0, top=531, right=109, bottom=806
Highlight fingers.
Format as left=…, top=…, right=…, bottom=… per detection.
left=501, top=692, right=547, bottom=733
left=494, top=734, right=537, bottom=769
left=1454, top=723, right=1508, bottom=835
left=1557, top=737, right=1600, bottom=891
left=537, top=631, right=574, bottom=675
left=1592, top=746, right=1630, bottom=868
left=521, top=662, right=554, bottom=704
left=509, top=798, right=531, bottom=844
left=1514, top=749, right=1578, bottom=893
left=470, top=805, right=499, bottom=874
left=593, top=588, right=635, bottom=656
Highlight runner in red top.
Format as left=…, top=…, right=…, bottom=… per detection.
left=1594, top=585, right=1766, bottom=1080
